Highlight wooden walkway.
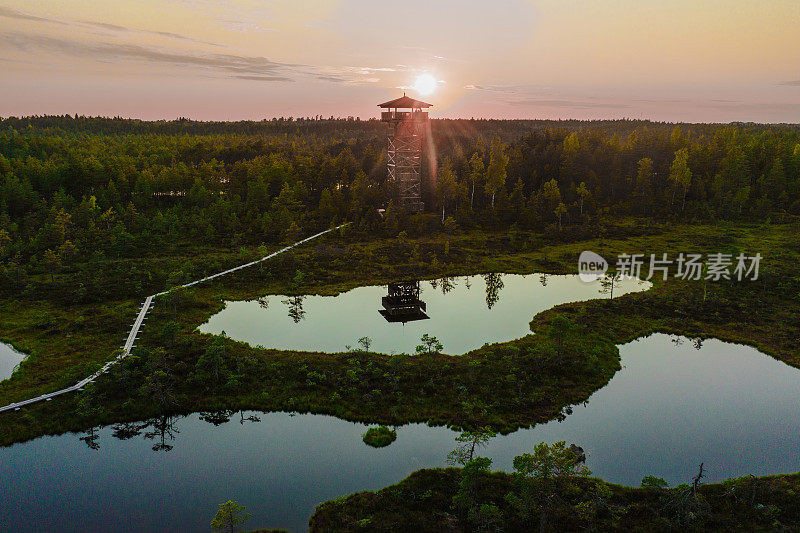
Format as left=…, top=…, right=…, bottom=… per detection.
left=0, top=224, right=347, bottom=414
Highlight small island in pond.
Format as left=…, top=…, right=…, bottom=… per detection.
left=362, top=426, right=398, bottom=448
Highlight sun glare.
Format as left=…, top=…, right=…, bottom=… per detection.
left=412, top=74, right=438, bottom=96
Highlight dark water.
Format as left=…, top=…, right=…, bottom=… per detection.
left=0, top=342, right=26, bottom=381
left=199, top=273, right=649, bottom=354
left=1, top=334, right=798, bottom=532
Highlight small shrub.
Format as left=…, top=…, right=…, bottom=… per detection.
left=362, top=425, right=397, bottom=448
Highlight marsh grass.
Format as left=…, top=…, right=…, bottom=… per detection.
left=1, top=220, right=798, bottom=446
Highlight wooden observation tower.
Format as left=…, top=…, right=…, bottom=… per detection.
left=378, top=94, right=432, bottom=213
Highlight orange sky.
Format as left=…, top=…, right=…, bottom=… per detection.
left=1, top=0, right=799, bottom=122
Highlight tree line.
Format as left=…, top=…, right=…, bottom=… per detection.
left=1, top=115, right=798, bottom=297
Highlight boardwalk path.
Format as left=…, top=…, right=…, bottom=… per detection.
left=0, top=224, right=348, bottom=413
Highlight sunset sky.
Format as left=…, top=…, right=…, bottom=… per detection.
left=2, top=0, right=799, bottom=122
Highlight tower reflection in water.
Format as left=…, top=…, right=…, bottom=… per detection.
left=378, top=281, right=429, bottom=324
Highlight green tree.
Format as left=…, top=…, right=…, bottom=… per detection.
left=548, top=315, right=573, bottom=365
left=554, top=201, right=567, bottom=230
left=541, top=179, right=562, bottom=222
left=506, top=441, right=591, bottom=532
left=211, top=500, right=251, bottom=533
left=467, top=151, right=485, bottom=208
left=415, top=333, right=443, bottom=355
left=141, top=352, right=177, bottom=410
left=452, top=457, right=494, bottom=524
left=0, top=228, right=10, bottom=257
left=443, top=216, right=458, bottom=234
left=635, top=157, right=653, bottom=211
left=669, top=148, right=692, bottom=213
left=484, top=137, right=508, bottom=209
left=563, top=132, right=579, bottom=154
left=447, top=427, right=497, bottom=466
left=357, top=336, right=372, bottom=351
left=42, top=248, right=61, bottom=283
left=641, top=475, right=669, bottom=490
left=436, top=163, right=459, bottom=222
left=576, top=181, right=590, bottom=216
left=195, top=338, right=228, bottom=388
left=284, top=221, right=303, bottom=243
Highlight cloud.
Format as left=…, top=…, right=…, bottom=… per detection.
left=0, top=31, right=289, bottom=77
left=0, top=8, right=400, bottom=86
left=700, top=101, right=800, bottom=113
left=0, top=31, right=387, bottom=85
left=507, top=98, right=631, bottom=110
left=78, top=20, right=130, bottom=32
left=465, top=84, right=554, bottom=95
left=466, top=84, right=631, bottom=109
left=78, top=20, right=219, bottom=46
left=232, top=75, right=293, bottom=82
left=0, top=6, right=62, bottom=24
left=0, top=6, right=222, bottom=47
left=309, top=65, right=406, bottom=85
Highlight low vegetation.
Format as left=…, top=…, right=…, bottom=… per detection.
left=310, top=442, right=800, bottom=532
left=362, top=425, right=398, bottom=448
left=1, top=221, right=799, bottom=447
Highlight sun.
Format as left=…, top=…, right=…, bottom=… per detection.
left=412, top=73, right=438, bottom=96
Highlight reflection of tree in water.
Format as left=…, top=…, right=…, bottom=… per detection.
left=257, top=297, right=269, bottom=310
left=200, top=410, right=234, bottom=426
left=144, top=414, right=180, bottom=452
left=80, top=427, right=101, bottom=450
left=100, top=410, right=263, bottom=453
left=599, top=273, right=616, bottom=300
left=198, top=409, right=260, bottom=425
left=112, top=421, right=148, bottom=440
left=239, top=411, right=260, bottom=424
left=89, top=415, right=177, bottom=452
left=283, top=295, right=306, bottom=323
left=76, top=388, right=104, bottom=450
left=483, top=273, right=504, bottom=309
left=438, top=276, right=456, bottom=294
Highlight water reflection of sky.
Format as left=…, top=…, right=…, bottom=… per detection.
left=0, top=341, right=26, bottom=381
left=1, top=334, right=798, bottom=532
left=199, top=274, right=649, bottom=354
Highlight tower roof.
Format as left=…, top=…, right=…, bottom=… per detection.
left=377, top=95, right=433, bottom=108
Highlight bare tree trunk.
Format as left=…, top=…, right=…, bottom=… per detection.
left=471, top=182, right=475, bottom=208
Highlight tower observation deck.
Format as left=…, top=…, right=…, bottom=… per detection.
left=378, top=94, right=432, bottom=213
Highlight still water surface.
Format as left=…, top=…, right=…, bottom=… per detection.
left=199, top=273, right=648, bottom=354
left=0, top=341, right=26, bottom=381
left=1, top=334, right=798, bottom=532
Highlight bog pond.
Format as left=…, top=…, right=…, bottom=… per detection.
left=0, top=341, right=26, bottom=381
left=199, top=273, right=648, bottom=354
left=2, top=333, right=799, bottom=532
